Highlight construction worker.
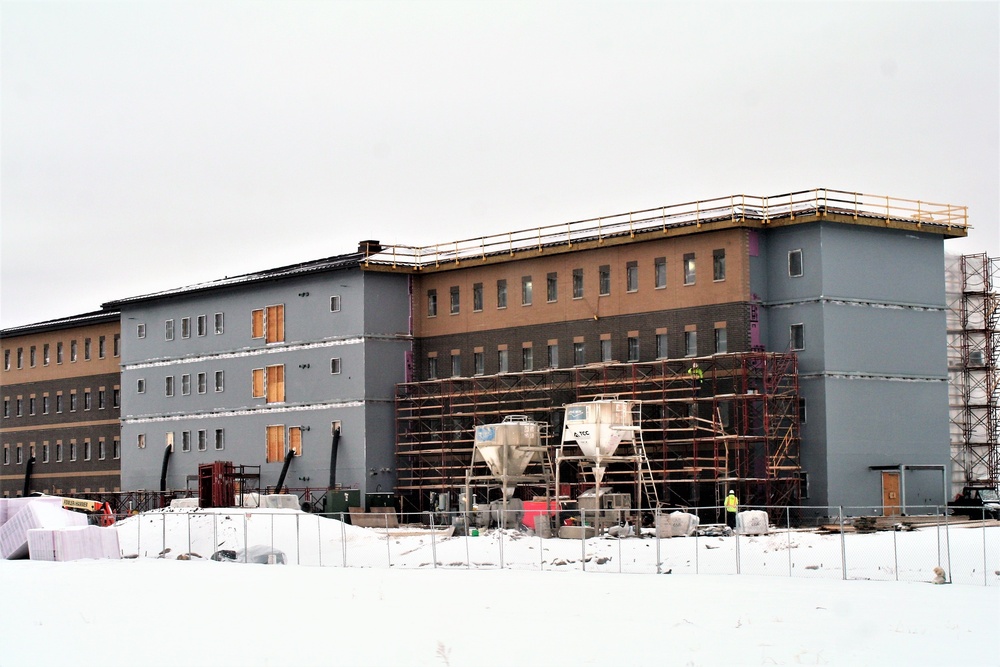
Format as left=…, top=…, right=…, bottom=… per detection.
left=724, top=490, right=739, bottom=529
left=687, top=362, right=704, bottom=382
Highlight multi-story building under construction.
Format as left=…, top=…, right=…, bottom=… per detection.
left=366, top=189, right=969, bottom=516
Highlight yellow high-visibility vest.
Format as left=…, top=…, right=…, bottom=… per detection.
left=724, top=494, right=739, bottom=512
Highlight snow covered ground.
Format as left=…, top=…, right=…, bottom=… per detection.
left=1, top=509, right=996, bottom=666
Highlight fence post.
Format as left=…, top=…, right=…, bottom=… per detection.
left=983, top=523, right=988, bottom=587
left=580, top=508, right=586, bottom=572
left=735, top=531, right=741, bottom=575
left=387, top=512, right=394, bottom=567
left=295, top=513, right=301, bottom=566
left=838, top=506, right=847, bottom=581
left=162, top=513, right=166, bottom=557
left=243, top=513, right=248, bottom=563
left=187, top=512, right=192, bottom=556
left=655, top=507, right=661, bottom=574
left=341, top=513, right=347, bottom=567
left=892, top=524, right=899, bottom=582
left=786, top=506, right=792, bottom=577
left=430, top=513, right=437, bottom=569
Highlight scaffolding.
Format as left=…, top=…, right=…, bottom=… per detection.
left=395, top=352, right=800, bottom=516
left=947, top=253, right=1000, bottom=490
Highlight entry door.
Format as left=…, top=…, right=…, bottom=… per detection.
left=882, top=471, right=901, bottom=516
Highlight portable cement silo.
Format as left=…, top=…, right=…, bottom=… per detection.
left=463, top=415, right=553, bottom=529
left=557, top=395, right=658, bottom=530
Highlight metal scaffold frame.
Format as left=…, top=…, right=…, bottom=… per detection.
left=394, top=352, right=801, bottom=516
left=947, top=252, right=1000, bottom=489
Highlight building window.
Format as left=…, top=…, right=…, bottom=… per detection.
left=521, top=276, right=532, bottom=306
left=70, top=340, right=78, bottom=362
left=715, top=327, right=727, bottom=354
left=451, top=353, right=461, bottom=377
left=627, top=336, right=639, bottom=362
left=331, top=358, right=341, bottom=374
left=790, top=323, right=805, bottom=351
left=788, top=249, right=803, bottom=277
left=600, top=339, right=612, bottom=363
left=573, top=342, right=586, bottom=366
left=214, top=313, right=225, bottom=334
left=98, top=389, right=106, bottom=409
left=521, top=346, right=533, bottom=371
left=69, top=392, right=77, bottom=411
left=474, top=351, right=484, bottom=375
left=113, top=388, right=120, bottom=407
left=83, top=439, right=91, bottom=461
left=137, top=379, right=146, bottom=394
left=16, top=397, right=23, bottom=416
left=16, top=347, right=24, bottom=368
left=266, top=425, right=285, bottom=463
left=181, top=374, right=191, bottom=396
left=197, top=373, right=207, bottom=394
left=17, top=445, right=23, bottom=465
left=450, top=286, right=460, bottom=315
left=42, top=395, right=49, bottom=414
left=253, top=365, right=285, bottom=402
left=56, top=342, right=64, bottom=364
left=2, top=444, right=8, bottom=465
left=626, top=262, right=638, bottom=292
left=43, top=344, right=50, bottom=365
left=288, top=426, right=303, bottom=457
left=166, top=432, right=174, bottom=452
left=3, top=349, right=8, bottom=370
left=137, top=434, right=145, bottom=450
left=29, top=396, right=37, bottom=415
left=546, top=273, right=558, bottom=302
left=198, top=430, right=207, bottom=452
left=599, top=265, right=611, bottom=296
left=42, top=442, right=50, bottom=463
left=427, top=289, right=438, bottom=317
left=684, top=330, right=698, bottom=357
left=713, top=249, right=726, bottom=281
left=214, top=429, right=225, bottom=451
left=654, top=257, right=667, bottom=289
left=497, top=279, right=508, bottom=309
left=330, top=296, right=341, bottom=312
left=2, top=398, right=8, bottom=419
left=656, top=333, right=669, bottom=359
left=215, top=371, right=224, bottom=392
left=137, top=323, right=146, bottom=339
left=683, top=253, right=696, bottom=285
left=572, top=268, right=584, bottom=299
left=30, top=346, right=36, bottom=367
left=114, top=334, right=121, bottom=356
left=473, top=283, right=483, bottom=312
left=98, top=439, right=106, bottom=460
left=165, top=376, right=175, bottom=397
left=98, top=336, right=106, bottom=358
left=69, top=441, right=77, bottom=461
left=252, top=305, right=285, bottom=343
left=84, top=338, right=91, bottom=360
left=56, top=441, right=64, bottom=461
left=181, top=317, right=191, bottom=338
left=197, top=315, right=207, bottom=337
left=798, top=397, right=807, bottom=423
left=548, top=344, right=559, bottom=369
left=181, top=431, right=191, bottom=453
left=55, top=393, right=63, bottom=412
left=497, top=349, right=509, bottom=373
left=427, top=357, right=438, bottom=379
left=113, top=437, right=121, bottom=459
left=165, top=320, right=174, bottom=341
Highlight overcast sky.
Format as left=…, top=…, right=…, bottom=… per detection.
left=2, top=1, right=997, bottom=329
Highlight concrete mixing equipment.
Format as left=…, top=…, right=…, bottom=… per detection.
left=557, top=395, right=659, bottom=521
left=463, top=415, right=553, bottom=528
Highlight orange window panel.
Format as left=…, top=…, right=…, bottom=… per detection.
left=288, top=426, right=302, bottom=456
left=265, top=425, right=284, bottom=463
left=265, top=305, right=285, bottom=343
left=252, top=368, right=265, bottom=398
left=251, top=309, right=265, bottom=339
left=265, top=365, right=284, bottom=403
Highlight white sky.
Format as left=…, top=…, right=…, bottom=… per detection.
left=2, top=1, right=997, bottom=329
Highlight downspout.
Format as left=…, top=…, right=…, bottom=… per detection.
left=275, top=448, right=296, bottom=494
left=328, top=426, right=341, bottom=489
left=22, top=456, right=36, bottom=496
left=159, top=444, right=173, bottom=493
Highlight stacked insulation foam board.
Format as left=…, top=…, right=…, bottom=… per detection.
left=736, top=510, right=769, bottom=536
left=0, top=498, right=90, bottom=559
left=27, top=525, right=121, bottom=562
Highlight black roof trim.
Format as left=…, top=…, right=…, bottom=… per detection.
left=1, top=308, right=120, bottom=338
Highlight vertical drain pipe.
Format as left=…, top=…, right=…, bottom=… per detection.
left=275, top=449, right=296, bottom=494
left=159, top=444, right=173, bottom=493
left=328, top=426, right=341, bottom=490
left=22, top=456, right=36, bottom=496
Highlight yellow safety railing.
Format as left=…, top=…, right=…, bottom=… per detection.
left=363, top=188, right=968, bottom=269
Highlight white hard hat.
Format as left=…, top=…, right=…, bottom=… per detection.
left=728, top=490, right=735, bottom=494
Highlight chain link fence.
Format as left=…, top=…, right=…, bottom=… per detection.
left=111, top=504, right=1000, bottom=586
